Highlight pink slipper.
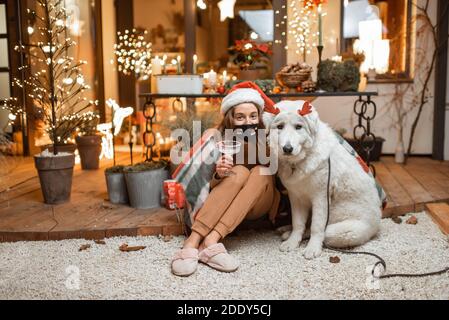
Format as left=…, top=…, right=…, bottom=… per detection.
left=171, top=248, right=199, bottom=277
left=199, top=243, right=239, bottom=273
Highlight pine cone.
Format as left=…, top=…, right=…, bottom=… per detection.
left=302, top=80, right=316, bottom=93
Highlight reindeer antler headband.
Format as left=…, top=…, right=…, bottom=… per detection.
left=298, top=101, right=313, bottom=117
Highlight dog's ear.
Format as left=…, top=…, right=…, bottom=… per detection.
left=300, top=103, right=320, bottom=137
left=262, top=112, right=276, bottom=132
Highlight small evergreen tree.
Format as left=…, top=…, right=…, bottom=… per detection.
left=6, top=0, right=98, bottom=155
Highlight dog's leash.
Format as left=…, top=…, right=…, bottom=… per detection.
left=323, top=157, right=449, bottom=279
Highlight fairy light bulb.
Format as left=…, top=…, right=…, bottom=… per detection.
left=244, top=43, right=253, bottom=50
left=197, top=0, right=207, bottom=10
left=63, top=78, right=73, bottom=85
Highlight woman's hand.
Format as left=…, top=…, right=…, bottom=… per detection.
left=216, top=154, right=234, bottom=178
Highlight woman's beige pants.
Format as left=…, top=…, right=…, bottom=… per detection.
left=191, top=165, right=276, bottom=239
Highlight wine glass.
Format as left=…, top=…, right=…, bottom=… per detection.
left=216, top=140, right=241, bottom=176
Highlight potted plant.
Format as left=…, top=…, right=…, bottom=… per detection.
left=124, top=160, right=169, bottom=209
left=228, top=40, right=272, bottom=80
left=39, top=119, right=78, bottom=154
left=76, top=112, right=102, bottom=170
left=10, top=0, right=98, bottom=204
left=317, top=59, right=360, bottom=92
left=105, top=165, right=129, bottom=205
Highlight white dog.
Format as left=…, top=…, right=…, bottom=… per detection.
left=263, top=100, right=384, bottom=259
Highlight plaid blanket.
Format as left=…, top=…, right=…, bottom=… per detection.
left=171, top=130, right=220, bottom=230
left=333, top=131, right=388, bottom=210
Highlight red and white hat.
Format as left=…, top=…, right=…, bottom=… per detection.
left=221, top=81, right=278, bottom=115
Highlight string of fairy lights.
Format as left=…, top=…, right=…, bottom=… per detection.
left=274, top=0, right=326, bottom=62
left=114, top=29, right=153, bottom=81
left=4, top=0, right=99, bottom=145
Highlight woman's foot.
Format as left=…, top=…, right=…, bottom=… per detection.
left=171, top=248, right=199, bottom=277
left=198, top=230, right=222, bottom=251
left=183, top=231, right=202, bottom=249
left=198, top=231, right=239, bottom=273
left=199, top=243, right=239, bottom=273
left=171, top=232, right=203, bottom=277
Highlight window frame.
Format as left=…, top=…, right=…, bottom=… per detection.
left=340, top=0, right=414, bottom=83
left=0, top=0, right=12, bottom=98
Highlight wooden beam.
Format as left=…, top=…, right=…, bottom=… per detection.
left=94, top=0, right=106, bottom=123
left=115, top=0, right=135, bottom=108
left=433, top=0, right=449, bottom=160
left=184, top=0, right=196, bottom=74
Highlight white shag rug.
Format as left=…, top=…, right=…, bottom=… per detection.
left=0, top=212, right=448, bottom=300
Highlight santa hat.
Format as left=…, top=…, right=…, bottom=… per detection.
left=221, top=81, right=279, bottom=115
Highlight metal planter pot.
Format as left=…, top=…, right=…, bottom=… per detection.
left=346, top=137, right=385, bottom=162
left=34, top=153, right=75, bottom=204
left=105, top=171, right=129, bottom=205
left=124, top=168, right=169, bottom=209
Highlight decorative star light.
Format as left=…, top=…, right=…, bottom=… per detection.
left=218, top=0, right=236, bottom=22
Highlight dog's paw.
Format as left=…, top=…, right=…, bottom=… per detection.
left=279, top=239, right=299, bottom=252
left=276, top=225, right=292, bottom=235
left=303, top=242, right=323, bottom=260
left=281, top=230, right=292, bottom=241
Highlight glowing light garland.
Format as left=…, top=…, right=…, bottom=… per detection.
left=114, top=29, right=153, bottom=81
left=275, top=0, right=326, bottom=62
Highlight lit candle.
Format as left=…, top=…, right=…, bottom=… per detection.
left=318, top=4, right=323, bottom=47
left=203, top=72, right=209, bottom=87
left=193, top=54, right=198, bottom=74
left=208, top=69, right=217, bottom=87
left=222, top=70, right=227, bottom=85
left=177, top=55, right=181, bottom=74
left=151, top=56, right=162, bottom=75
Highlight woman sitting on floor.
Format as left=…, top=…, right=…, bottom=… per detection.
left=171, top=82, right=281, bottom=277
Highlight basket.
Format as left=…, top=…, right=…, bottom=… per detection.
left=276, top=71, right=312, bottom=88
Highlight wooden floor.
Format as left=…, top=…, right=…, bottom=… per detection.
left=0, top=155, right=448, bottom=242
left=0, top=152, right=182, bottom=242
left=376, top=157, right=449, bottom=217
